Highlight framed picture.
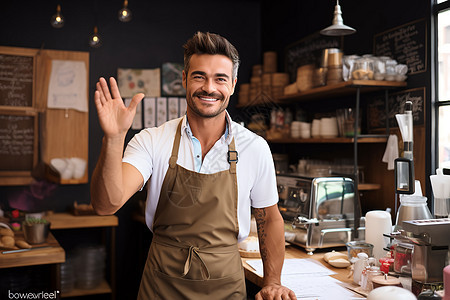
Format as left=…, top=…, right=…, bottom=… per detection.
left=117, top=68, right=161, bottom=98
left=161, top=62, right=185, bottom=96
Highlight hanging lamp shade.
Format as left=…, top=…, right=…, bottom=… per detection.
left=320, top=0, right=356, bottom=36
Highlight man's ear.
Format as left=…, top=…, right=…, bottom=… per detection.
left=182, top=70, right=187, bottom=89
left=230, top=77, right=237, bottom=95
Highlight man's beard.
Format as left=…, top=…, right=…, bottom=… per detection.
left=186, top=90, right=229, bottom=118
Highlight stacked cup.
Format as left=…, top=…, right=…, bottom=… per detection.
left=291, top=121, right=311, bottom=139
left=300, top=122, right=311, bottom=138
left=290, top=121, right=302, bottom=138
left=320, top=117, right=338, bottom=138
left=311, top=119, right=321, bottom=138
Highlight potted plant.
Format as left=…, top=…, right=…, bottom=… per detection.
left=22, top=218, right=51, bottom=244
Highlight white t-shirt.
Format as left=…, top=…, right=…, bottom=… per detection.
left=122, top=113, right=278, bottom=242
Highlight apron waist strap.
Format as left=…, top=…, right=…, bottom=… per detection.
left=152, top=235, right=239, bottom=280
left=183, top=245, right=210, bottom=280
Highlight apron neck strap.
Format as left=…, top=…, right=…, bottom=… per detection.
left=169, top=119, right=183, bottom=168
left=170, top=119, right=238, bottom=173
left=227, top=138, right=238, bottom=174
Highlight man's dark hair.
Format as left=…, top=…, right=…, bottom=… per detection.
left=183, top=31, right=240, bottom=80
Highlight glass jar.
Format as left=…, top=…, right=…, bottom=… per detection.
left=361, top=266, right=383, bottom=291
left=352, top=57, right=374, bottom=80
left=393, top=242, right=413, bottom=274
left=373, top=57, right=386, bottom=80
left=385, top=59, right=398, bottom=81
left=343, top=55, right=360, bottom=81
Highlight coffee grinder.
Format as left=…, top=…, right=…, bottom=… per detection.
left=395, top=100, right=415, bottom=195
left=400, top=218, right=450, bottom=294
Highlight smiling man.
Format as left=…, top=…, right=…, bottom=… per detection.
left=91, top=31, right=296, bottom=300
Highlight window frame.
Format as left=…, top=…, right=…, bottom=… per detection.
left=432, top=0, right=450, bottom=173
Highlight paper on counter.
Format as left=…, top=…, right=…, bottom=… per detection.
left=245, top=258, right=336, bottom=277
left=246, top=258, right=361, bottom=300
left=282, top=274, right=362, bottom=299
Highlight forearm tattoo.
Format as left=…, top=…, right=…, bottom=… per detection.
left=253, top=208, right=268, bottom=261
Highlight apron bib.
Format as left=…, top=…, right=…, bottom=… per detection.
left=137, top=120, right=246, bottom=299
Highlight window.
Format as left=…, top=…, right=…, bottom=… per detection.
left=435, top=1, right=450, bottom=169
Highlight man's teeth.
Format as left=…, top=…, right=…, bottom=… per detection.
left=200, top=97, right=217, bottom=102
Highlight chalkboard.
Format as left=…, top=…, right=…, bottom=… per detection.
left=0, top=53, right=34, bottom=107
left=367, top=87, right=425, bottom=130
left=284, top=32, right=343, bottom=82
left=0, top=112, right=37, bottom=172
left=373, top=18, right=427, bottom=74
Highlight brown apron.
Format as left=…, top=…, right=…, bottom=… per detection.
left=137, top=120, right=246, bottom=300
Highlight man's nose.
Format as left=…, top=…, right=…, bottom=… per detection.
left=201, top=78, right=217, bottom=94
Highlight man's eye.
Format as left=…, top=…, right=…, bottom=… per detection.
left=217, top=78, right=227, bottom=82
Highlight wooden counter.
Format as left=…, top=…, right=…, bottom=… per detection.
left=243, top=244, right=364, bottom=298
left=45, top=212, right=118, bottom=229
left=0, top=232, right=65, bottom=268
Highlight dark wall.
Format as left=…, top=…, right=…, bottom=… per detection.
left=0, top=0, right=261, bottom=298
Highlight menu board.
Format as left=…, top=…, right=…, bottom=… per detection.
left=284, top=32, right=343, bottom=82
left=373, top=18, right=427, bottom=74
left=367, top=87, right=425, bottom=130
left=0, top=54, right=34, bottom=107
left=0, top=112, right=37, bottom=172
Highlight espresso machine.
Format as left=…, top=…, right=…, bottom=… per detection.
left=396, top=218, right=450, bottom=285
left=277, top=174, right=365, bottom=254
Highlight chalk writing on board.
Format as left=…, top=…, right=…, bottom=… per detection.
left=284, top=32, right=342, bottom=82
left=367, top=87, right=425, bottom=130
left=0, top=54, right=33, bottom=107
left=0, top=114, right=35, bottom=171
left=373, top=19, right=427, bottom=74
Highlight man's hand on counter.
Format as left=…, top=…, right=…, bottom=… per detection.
left=255, top=283, right=297, bottom=300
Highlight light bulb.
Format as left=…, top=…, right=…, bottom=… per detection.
left=89, top=26, right=102, bottom=48
left=118, top=0, right=132, bottom=22
left=50, top=4, right=64, bottom=28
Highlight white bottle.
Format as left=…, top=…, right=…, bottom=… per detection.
left=365, top=210, right=392, bottom=263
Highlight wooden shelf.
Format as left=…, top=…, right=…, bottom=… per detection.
left=359, top=183, right=381, bottom=191
left=278, top=80, right=406, bottom=102
left=0, top=232, right=65, bottom=268
left=61, top=279, right=111, bottom=298
left=239, top=80, right=407, bottom=107
left=45, top=213, right=118, bottom=229
left=267, top=136, right=388, bottom=144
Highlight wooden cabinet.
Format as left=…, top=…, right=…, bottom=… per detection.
left=0, top=46, right=89, bottom=186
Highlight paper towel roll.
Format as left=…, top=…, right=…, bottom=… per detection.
left=365, top=210, right=392, bottom=263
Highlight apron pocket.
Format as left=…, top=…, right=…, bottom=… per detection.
left=151, top=268, right=246, bottom=300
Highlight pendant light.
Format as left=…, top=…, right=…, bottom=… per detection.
left=50, top=4, right=65, bottom=28
left=118, top=0, right=132, bottom=22
left=89, top=26, right=102, bottom=48
left=320, top=0, right=356, bottom=36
